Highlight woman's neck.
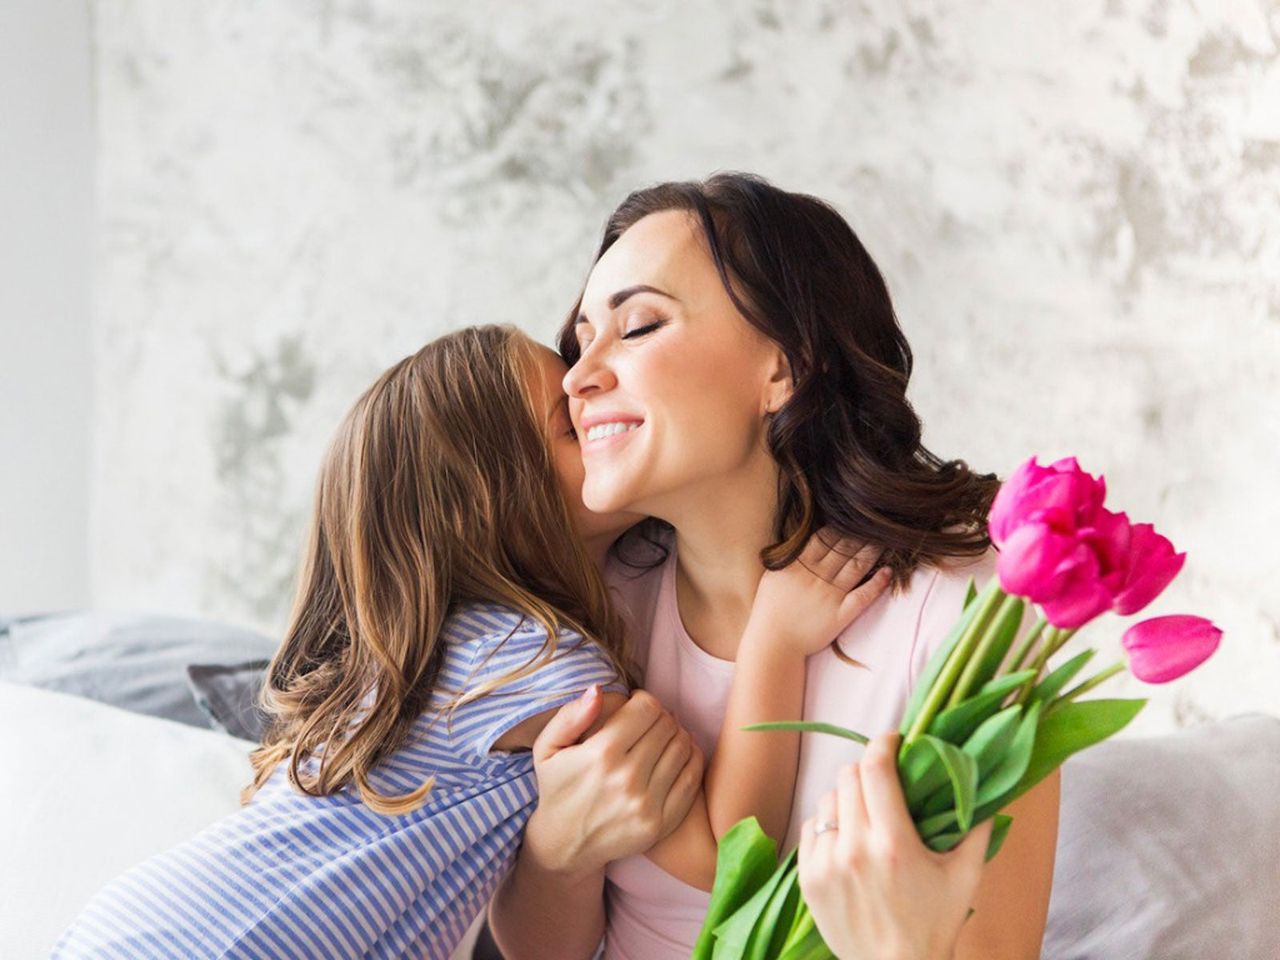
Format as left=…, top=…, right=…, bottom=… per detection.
left=661, top=456, right=781, bottom=658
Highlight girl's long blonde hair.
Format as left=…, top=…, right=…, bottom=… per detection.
left=243, top=325, right=632, bottom=815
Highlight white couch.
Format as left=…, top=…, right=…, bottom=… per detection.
left=0, top=681, right=484, bottom=959
left=3, top=678, right=1278, bottom=959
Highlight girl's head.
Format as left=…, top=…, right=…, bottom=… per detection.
left=560, top=172, right=998, bottom=578
left=246, top=325, right=634, bottom=813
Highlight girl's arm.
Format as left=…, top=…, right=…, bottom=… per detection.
left=645, top=536, right=891, bottom=890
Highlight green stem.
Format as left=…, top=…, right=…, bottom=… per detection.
left=1013, top=626, right=1059, bottom=706
left=945, top=591, right=1021, bottom=709
left=1055, top=661, right=1125, bottom=705
left=904, top=579, right=1004, bottom=745
left=1007, top=615, right=1047, bottom=672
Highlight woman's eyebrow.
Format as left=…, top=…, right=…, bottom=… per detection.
left=575, top=284, right=679, bottom=325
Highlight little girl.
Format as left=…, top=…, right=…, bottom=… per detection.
left=52, top=325, right=884, bottom=959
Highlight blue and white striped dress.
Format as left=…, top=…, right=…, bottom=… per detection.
left=52, top=603, right=628, bottom=960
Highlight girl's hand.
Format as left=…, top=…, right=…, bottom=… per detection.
left=749, top=529, right=890, bottom=659
left=524, top=686, right=704, bottom=879
left=798, top=733, right=993, bottom=960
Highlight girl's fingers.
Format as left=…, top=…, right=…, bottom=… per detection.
left=832, top=543, right=882, bottom=592
left=798, top=526, right=838, bottom=570
left=838, top=567, right=892, bottom=623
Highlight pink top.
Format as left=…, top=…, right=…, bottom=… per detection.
left=601, top=534, right=997, bottom=960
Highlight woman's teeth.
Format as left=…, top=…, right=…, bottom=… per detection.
left=586, top=422, right=641, bottom=442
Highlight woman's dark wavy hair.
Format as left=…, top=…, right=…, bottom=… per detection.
left=557, top=172, right=1000, bottom=587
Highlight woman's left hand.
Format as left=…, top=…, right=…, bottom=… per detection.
left=797, top=732, right=993, bottom=960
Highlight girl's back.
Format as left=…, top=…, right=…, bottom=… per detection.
left=52, top=602, right=625, bottom=960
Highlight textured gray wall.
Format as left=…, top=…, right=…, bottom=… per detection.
left=92, top=1, right=1280, bottom=735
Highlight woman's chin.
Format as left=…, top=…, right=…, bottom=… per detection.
left=581, top=478, right=641, bottom=518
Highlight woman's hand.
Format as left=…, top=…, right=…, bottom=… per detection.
left=798, top=732, right=993, bottom=960
left=749, top=529, right=890, bottom=659
left=524, top=685, right=704, bottom=878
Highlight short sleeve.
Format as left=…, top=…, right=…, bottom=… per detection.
left=464, top=623, right=629, bottom=761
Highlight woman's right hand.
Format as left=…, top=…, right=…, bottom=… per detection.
left=525, top=685, right=704, bottom=878
left=798, top=732, right=992, bottom=960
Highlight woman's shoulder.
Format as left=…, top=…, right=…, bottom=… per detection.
left=906, top=546, right=1000, bottom=672
left=915, top=546, right=999, bottom=616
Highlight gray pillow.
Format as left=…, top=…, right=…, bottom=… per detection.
left=0, top=611, right=278, bottom=730
left=186, top=659, right=272, bottom=742
left=1044, top=712, right=1280, bottom=960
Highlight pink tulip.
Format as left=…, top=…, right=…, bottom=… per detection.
left=1122, top=615, right=1221, bottom=683
left=989, top=456, right=1185, bottom=629
left=988, top=456, right=1107, bottom=547
left=1112, top=523, right=1186, bottom=615
left=990, top=457, right=1118, bottom=628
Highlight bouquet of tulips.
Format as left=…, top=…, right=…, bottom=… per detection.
left=692, top=456, right=1222, bottom=959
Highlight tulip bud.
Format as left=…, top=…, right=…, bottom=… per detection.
left=1121, top=615, right=1221, bottom=683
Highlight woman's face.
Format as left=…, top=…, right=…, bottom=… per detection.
left=528, top=344, right=639, bottom=544
left=563, top=210, right=792, bottom=518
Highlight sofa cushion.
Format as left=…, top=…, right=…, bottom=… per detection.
left=1043, top=712, right=1280, bottom=960
left=0, top=610, right=277, bottom=729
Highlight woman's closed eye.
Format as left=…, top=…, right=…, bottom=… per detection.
left=623, top=319, right=666, bottom=340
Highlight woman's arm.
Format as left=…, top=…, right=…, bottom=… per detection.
left=953, top=768, right=1060, bottom=960
left=487, top=687, right=704, bottom=959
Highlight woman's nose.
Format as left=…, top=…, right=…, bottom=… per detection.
left=562, top=343, right=617, bottom=398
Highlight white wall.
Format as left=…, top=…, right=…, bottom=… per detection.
left=78, top=1, right=1280, bottom=735
left=0, top=1, right=93, bottom=612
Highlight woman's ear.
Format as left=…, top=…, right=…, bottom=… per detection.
left=763, top=346, right=794, bottom=415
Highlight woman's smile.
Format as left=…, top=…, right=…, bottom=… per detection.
left=581, top=413, right=645, bottom=450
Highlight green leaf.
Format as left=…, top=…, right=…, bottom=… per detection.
left=961, top=704, right=1023, bottom=780
left=918, top=700, right=1042, bottom=833
left=743, top=721, right=869, bottom=745
left=917, top=805, right=963, bottom=840
left=985, top=813, right=1014, bottom=862
left=975, top=699, right=1042, bottom=810
left=692, top=818, right=778, bottom=960
left=1016, top=698, right=1146, bottom=797
left=928, top=811, right=1017, bottom=857
left=899, top=579, right=995, bottom=736
left=747, top=853, right=801, bottom=960
left=927, top=670, right=1037, bottom=744
left=924, top=734, right=977, bottom=832
left=899, top=736, right=953, bottom=812
left=1028, top=649, right=1095, bottom=706
left=925, top=828, right=966, bottom=852
left=963, top=576, right=978, bottom=610
left=710, top=848, right=795, bottom=956
left=776, top=918, right=836, bottom=960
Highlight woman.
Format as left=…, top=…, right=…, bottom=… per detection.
left=488, top=174, right=1059, bottom=959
